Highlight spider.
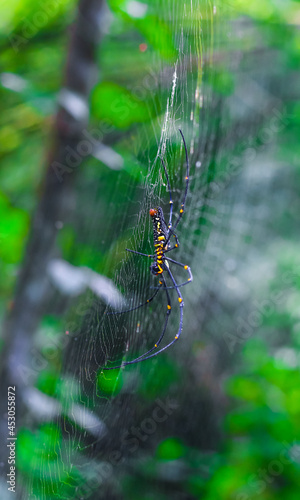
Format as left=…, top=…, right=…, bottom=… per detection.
left=104, top=129, right=192, bottom=369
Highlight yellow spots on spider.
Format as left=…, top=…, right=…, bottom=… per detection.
left=159, top=281, right=163, bottom=285
left=178, top=297, right=182, bottom=303
left=188, top=278, right=191, bottom=282
left=158, top=236, right=165, bottom=241
left=167, top=305, right=171, bottom=310
left=155, top=344, right=157, bottom=348
left=175, top=244, right=178, bottom=248
left=175, top=335, right=178, bottom=339
left=185, top=176, right=189, bottom=180
left=184, top=265, right=188, bottom=270
left=169, top=200, right=173, bottom=204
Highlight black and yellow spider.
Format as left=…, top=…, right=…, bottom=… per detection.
left=104, top=129, right=192, bottom=369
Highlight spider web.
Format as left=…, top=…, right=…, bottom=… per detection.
left=17, top=0, right=294, bottom=498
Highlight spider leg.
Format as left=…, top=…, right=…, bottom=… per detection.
left=164, top=234, right=180, bottom=252
left=105, top=283, right=162, bottom=315
left=165, top=129, right=189, bottom=246
left=126, top=249, right=154, bottom=258
left=164, top=257, right=193, bottom=285
left=150, top=257, right=192, bottom=289
left=103, top=274, right=172, bottom=369
left=151, top=281, right=190, bottom=290
left=103, top=267, right=184, bottom=368
left=161, top=213, right=179, bottom=251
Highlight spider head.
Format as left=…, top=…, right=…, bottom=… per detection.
left=149, top=208, right=158, bottom=217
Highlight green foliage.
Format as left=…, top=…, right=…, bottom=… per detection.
left=0, top=191, right=28, bottom=264
left=36, top=369, right=60, bottom=397
left=97, top=368, right=123, bottom=395
left=0, top=0, right=77, bottom=312
left=138, top=357, right=179, bottom=399
left=212, top=68, right=235, bottom=96
left=108, top=0, right=177, bottom=60
left=17, top=424, right=83, bottom=498
left=156, top=437, right=186, bottom=460
left=92, top=81, right=150, bottom=129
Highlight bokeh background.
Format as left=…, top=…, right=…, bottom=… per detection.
left=1, top=0, right=300, bottom=499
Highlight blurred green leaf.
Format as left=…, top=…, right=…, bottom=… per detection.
left=97, top=368, right=123, bottom=395
left=156, top=437, right=186, bottom=460
left=92, top=81, right=150, bottom=129
left=0, top=191, right=28, bottom=263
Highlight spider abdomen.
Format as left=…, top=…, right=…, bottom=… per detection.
left=149, top=206, right=168, bottom=275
